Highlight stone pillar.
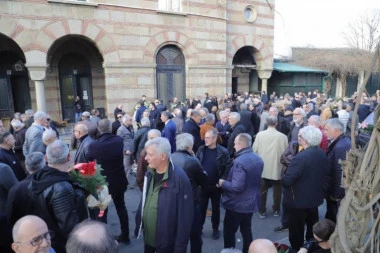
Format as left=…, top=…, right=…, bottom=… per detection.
left=258, top=70, right=273, bottom=92
left=27, top=65, right=47, bottom=112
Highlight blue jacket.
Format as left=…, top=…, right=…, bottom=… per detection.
left=221, top=147, right=263, bottom=213
left=325, top=134, right=351, bottom=199
left=282, top=146, right=327, bottom=208
left=138, top=162, right=193, bottom=253
left=162, top=120, right=177, bottom=153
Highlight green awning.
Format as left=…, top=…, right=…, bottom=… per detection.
left=273, top=62, right=326, bottom=73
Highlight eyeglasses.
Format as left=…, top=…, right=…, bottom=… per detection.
left=155, top=101, right=160, bottom=104
left=15, top=231, right=54, bottom=246
left=117, top=116, right=122, bottom=119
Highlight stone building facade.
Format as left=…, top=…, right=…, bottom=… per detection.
left=0, top=0, right=274, bottom=121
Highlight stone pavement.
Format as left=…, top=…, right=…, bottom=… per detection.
left=61, top=125, right=326, bottom=253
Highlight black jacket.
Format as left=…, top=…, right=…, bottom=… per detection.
left=74, top=135, right=94, bottom=164
left=7, top=175, right=33, bottom=226
left=182, top=118, right=202, bottom=153
left=282, top=146, right=327, bottom=208
left=196, top=144, right=232, bottom=180
left=171, top=150, right=208, bottom=202
left=0, top=147, right=26, bottom=181
left=87, top=132, right=127, bottom=194
left=29, top=166, right=88, bottom=252
left=227, top=122, right=246, bottom=156
left=239, top=110, right=255, bottom=138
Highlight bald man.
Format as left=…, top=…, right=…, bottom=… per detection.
left=248, top=239, right=277, bottom=253
left=66, top=220, right=118, bottom=253
left=11, top=215, right=55, bottom=253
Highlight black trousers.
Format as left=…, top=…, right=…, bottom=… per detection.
left=288, top=207, right=319, bottom=251
left=281, top=190, right=291, bottom=227
left=144, top=244, right=156, bottom=253
left=223, top=209, right=253, bottom=253
left=190, top=204, right=203, bottom=253
left=325, top=198, right=339, bottom=223
left=199, top=185, right=221, bottom=230
left=90, top=189, right=130, bottom=237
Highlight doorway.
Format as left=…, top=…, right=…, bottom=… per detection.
left=59, top=53, right=93, bottom=122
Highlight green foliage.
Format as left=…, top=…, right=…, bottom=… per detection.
left=69, top=165, right=107, bottom=196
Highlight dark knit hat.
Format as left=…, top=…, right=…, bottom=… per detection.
left=285, top=105, right=294, bottom=112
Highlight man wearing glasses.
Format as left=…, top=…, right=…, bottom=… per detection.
left=11, top=215, right=56, bottom=253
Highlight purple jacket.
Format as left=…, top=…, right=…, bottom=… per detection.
left=221, top=147, right=263, bottom=213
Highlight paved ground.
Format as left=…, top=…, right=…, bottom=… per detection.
left=61, top=126, right=326, bottom=253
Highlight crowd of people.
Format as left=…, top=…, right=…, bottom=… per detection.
left=0, top=88, right=379, bottom=253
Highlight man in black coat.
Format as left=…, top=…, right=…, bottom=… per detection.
left=238, top=103, right=255, bottom=139
left=171, top=133, right=208, bottom=253
left=73, top=123, right=94, bottom=164
left=227, top=112, right=246, bottom=157
left=7, top=152, right=46, bottom=226
left=282, top=126, right=328, bottom=251
left=87, top=119, right=130, bottom=244
left=182, top=110, right=202, bottom=153
left=0, top=131, right=26, bottom=181
left=267, top=107, right=290, bottom=136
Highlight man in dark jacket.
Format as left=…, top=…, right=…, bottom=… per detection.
left=196, top=129, right=232, bottom=240
left=28, top=140, right=88, bottom=252
left=238, top=103, right=255, bottom=139
left=7, top=152, right=46, bottom=226
left=218, top=133, right=263, bottom=253
left=0, top=131, right=26, bottom=181
left=323, top=118, right=351, bottom=223
left=112, top=112, right=123, bottom=135
left=133, top=117, right=151, bottom=161
left=182, top=110, right=202, bottom=153
left=137, top=137, right=193, bottom=253
left=282, top=126, right=328, bottom=251
left=267, top=106, right=290, bottom=136
left=74, top=96, right=85, bottom=123
left=87, top=119, right=130, bottom=244
left=227, top=112, right=246, bottom=157
left=160, top=111, right=177, bottom=153
left=73, top=123, right=94, bottom=164
left=171, top=133, right=208, bottom=253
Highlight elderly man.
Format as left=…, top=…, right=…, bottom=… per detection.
left=282, top=126, right=328, bottom=251
left=112, top=112, right=123, bottom=135
left=253, top=116, right=288, bottom=218
left=227, top=112, right=246, bottom=157
left=171, top=133, right=208, bottom=253
left=42, top=129, right=57, bottom=146
left=239, top=103, right=255, bottom=139
left=7, top=152, right=46, bottom=226
left=216, top=110, right=231, bottom=148
left=160, top=111, right=177, bottom=153
left=90, top=109, right=101, bottom=126
left=288, top=108, right=308, bottom=142
left=70, top=111, right=97, bottom=150
left=137, top=137, right=193, bottom=253
left=171, top=108, right=184, bottom=135
left=117, top=114, right=135, bottom=180
left=323, top=118, right=351, bottom=223
left=303, top=103, right=317, bottom=119
left=66, top=220, right=118, bottom=253
left=0, top=131, right=26, bottom=181
left=196, top=129, right=232, bottom=240
left=182, top=109, right=202, bottom=153
left=218, top=133, right=263, bottom=253
left=29, top=140, right=88, bottom=252
left=73, top=123, right=94, bottom=164
left=88, top=119, right=130, bottom=244
left=307, top=115, right=328, bottom=152
left=11, top=215, right=55, bottom=253
left=23, top=111, right=47, bottom=156
left=200, top=113, right=221, bottom=143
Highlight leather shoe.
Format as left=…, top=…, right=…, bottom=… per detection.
left=116, top=234, right=131, bottom=245
left=212, top=229, right=220, bottom=240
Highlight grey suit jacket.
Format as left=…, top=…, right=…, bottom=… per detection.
left=116, top=124, right=135, bottom=153
left=23, top=124, right=46, bottom=156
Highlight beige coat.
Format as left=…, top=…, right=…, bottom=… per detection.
left=252, top=127, right=288, bottom=180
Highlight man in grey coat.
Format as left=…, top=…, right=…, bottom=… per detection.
left=117, top=114, right=135, bottom=181
left=23, top=111, right=48, bottom=156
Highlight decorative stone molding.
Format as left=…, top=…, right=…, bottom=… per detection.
left=26, top=64, right=48, bottom=81
left=257, top=70, right=273, bottom=79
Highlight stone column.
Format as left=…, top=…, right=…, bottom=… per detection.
left=258, top=70, right=272, bottom=92
left=27, top=65, right=47, bottom=112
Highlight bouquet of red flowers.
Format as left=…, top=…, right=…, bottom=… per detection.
left=69, top=162, right=112, bottom=216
